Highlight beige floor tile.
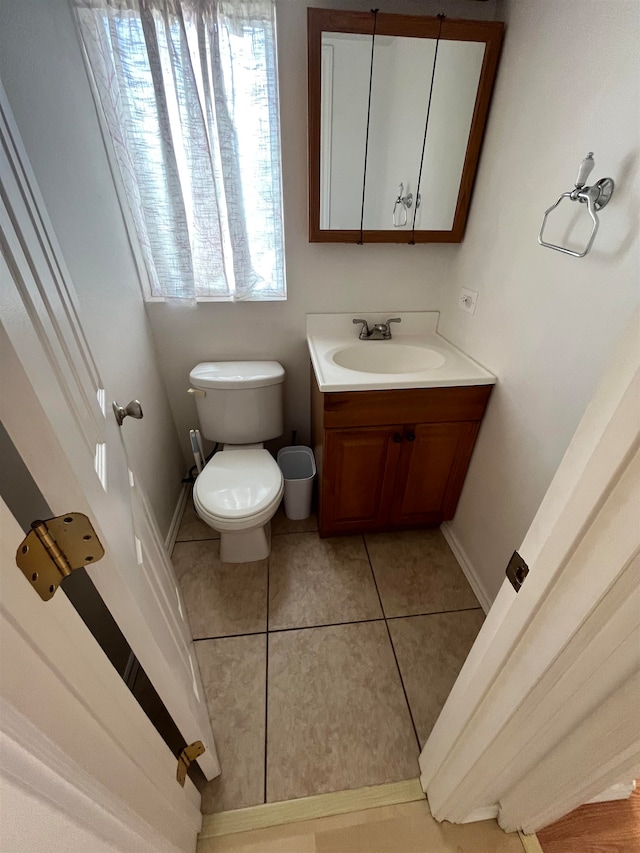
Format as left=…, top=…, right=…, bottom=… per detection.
left=389, top=610, right=485, bottom=745
left=271, top=504, right=318, bottom=536
left=366, top=529, right=479, bottom=617
left=267, top=622, right=419, bottom=803
left=196, top=635, right=266, bottom=813
left=172, top=540, right=267, bottom=638
left=198, top=799, right=524, bottom=853
left=268, top=533, right=382, bottom=630
left=176, top=491, right=219, bottom=542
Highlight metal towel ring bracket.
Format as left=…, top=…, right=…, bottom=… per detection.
left=538, top=152, right=614, bottom=258
left=393, top=183, right=421, bottom=227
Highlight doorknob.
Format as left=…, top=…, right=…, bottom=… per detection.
left=113, top=399, right=144, bottom=426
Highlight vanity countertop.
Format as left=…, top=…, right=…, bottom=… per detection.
left=307, top=312, right=496, bottom=393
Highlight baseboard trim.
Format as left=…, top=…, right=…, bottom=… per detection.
left=519, top=831, right=545, bottom=852
left=455, top=804, right=544, bottom=852
left=165, top=482, right=189, bottom=553
left=459, top=804, right=499, bottom=823
left=440, top=521, right=492, bottom=613
left=587, top=779, right=636, bottom=803
left=199, top=779, right=425, bottom=839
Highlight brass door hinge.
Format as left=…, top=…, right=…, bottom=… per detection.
left=16, top=513, right=105, bottom=601
left=177, top=741, right=205, bottom=787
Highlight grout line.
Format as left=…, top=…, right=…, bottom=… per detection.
left=194, top=631, right=266, bottom=642
left=362, top=536, right=422, bottom=752
left=193, top=619, right=384, bottom=644
left=175, top=536, right=220, bottom=544
left=271, top=528, right=319, bottom=537
left=175, top=527, right=319, bottom=546
left=269, top=617, right=385, bottom=635
left=386, top=606, right=484, bottom=620
left=192, top=606, right=484, bottom=644
left=264, top=554, right=270, bottom=805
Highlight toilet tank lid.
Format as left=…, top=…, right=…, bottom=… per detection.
left=190, top=361, right=285, bottom=390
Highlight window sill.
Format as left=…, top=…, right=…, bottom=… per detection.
left=144, top=295, right=287, bottom=304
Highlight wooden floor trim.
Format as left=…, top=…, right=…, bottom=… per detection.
left=519, top=831, right=544, bottom=853
left=199, top=778, right=426, bottom=838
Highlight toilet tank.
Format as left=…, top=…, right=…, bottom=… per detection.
left=189, top=361, right=284, bottom=444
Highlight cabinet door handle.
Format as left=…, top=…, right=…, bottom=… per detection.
left=406, top=431, right=416, bottom=441
left=393, top=433, right=403, bottom=443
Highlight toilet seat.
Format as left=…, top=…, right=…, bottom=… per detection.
left=193, top=449, right=283, bottom=531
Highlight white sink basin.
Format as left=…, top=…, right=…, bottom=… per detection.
left=332, top=343, right=446, bottom=374
left=307, top=312, right=496, bottom=391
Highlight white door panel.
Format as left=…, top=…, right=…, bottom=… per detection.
left=418, top=315, right=640, bottom=830
left=0, top=82, right=218, bottom=779
left=0, top=499, right=201, bottom=853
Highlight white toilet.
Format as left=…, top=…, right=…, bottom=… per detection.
left=189, top=361, right=285, bottom=563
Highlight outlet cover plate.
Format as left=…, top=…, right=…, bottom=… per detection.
left=459, top=287, right=478, bottom=315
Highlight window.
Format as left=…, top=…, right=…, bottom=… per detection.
left=74, top=0, right=285, bottom=302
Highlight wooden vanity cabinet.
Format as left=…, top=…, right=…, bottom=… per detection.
left=311, top=370, right=492, bottom=537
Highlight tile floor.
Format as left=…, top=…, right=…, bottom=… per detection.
left=172, top=497, right=484, bottom=814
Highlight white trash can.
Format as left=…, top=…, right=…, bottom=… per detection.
left=277, top=446, right=316, bottom=520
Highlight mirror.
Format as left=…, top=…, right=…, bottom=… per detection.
left=308, top=10, right=504, bottom=243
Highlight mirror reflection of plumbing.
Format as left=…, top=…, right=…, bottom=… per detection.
left=392, top=182, right=421, bottom=227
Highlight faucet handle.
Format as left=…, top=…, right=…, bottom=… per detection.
left=353, top=318, right=371, bottom=339
left=384, top=318, right=401, bottom=339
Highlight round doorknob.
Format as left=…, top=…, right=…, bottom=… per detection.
left=393, top=433, right=403, bottom=443
left=406, top=431, right=416, bottom=441
left=113, top=399, right=144, bottom=426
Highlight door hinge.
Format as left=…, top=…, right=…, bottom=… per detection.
left=16, top=513, right=105, bottom=601
left=506, top=550, right=529, bottom=592
left=177, top=741, right=205, bottom=787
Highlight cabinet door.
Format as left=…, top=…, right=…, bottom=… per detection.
left=321, top=426, right=403, bottom=534
left=391, top=422, right=479, bottom=526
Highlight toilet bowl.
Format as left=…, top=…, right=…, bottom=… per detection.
left=193, top=445, right=284, bottom=563
left=193, top=446, right=283, bottom=562
left=189, top=361, right=285, bottom=562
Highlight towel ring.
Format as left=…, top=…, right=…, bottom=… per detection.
left=538, top=153, right=614, bottom=258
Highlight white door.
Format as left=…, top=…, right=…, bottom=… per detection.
left=419, top=314, right=640, bottom=832
left=0, top=82, right=219, bottom=780
left=0, top=497, right=202, bottom=853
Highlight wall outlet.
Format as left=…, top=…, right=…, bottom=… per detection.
left=458, top=287, right=478, bottom=315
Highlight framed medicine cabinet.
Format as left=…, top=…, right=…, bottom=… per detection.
left=307, top=8, right=504, bottom=243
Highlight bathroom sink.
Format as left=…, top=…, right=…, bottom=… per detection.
left=332, top=343, right=446, bottom=374
left=307, top=312, right=496, bottom=391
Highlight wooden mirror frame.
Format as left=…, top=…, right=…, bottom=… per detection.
left=307, top=8, right=504, bottom=243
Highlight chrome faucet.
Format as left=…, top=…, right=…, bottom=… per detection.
left=353, top=318, right=401, bottom=340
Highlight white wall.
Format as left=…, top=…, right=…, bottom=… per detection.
left=0, top=0, right=185, bottom=535
left=147, top=0, right=498, bottom=462
left=437, top=0, right=640, bottom=602
left=3, top=0, right=628, bottom=614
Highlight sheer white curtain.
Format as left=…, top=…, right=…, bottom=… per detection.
left=74, top=0, right=285, bottom=301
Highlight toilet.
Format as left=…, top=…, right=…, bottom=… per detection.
left=189, top=361, right=285, bottom=563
